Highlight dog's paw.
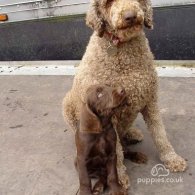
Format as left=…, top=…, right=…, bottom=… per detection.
left=123, top=128, right=144, bottom=145
left=161, top=153, right=187, bottom=172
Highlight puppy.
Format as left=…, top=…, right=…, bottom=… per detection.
left=75, top=85, right=147, bottom=195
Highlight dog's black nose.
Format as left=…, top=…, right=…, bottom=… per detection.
left=124, top=10, right=137, bottom=23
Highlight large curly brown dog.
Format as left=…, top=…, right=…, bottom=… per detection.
left=63, top=0, right=187, bottom=189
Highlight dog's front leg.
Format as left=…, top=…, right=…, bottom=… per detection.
left=142, top=101, right=187, bottom=172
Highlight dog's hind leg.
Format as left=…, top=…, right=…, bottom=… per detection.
left=115, top=112, right=144, bottom=145
left=123, top=128, right=144, bottom=145
left=62, top=91, right=79, bottom=132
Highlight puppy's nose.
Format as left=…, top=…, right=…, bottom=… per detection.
left=124, top=10, right=137, bottom=23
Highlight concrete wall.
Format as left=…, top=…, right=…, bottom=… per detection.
left=0, top=5, right=195, bottom=60
left=0, top=0, right=89, bottom=23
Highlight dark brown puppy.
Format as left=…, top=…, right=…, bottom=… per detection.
left=75, top=85, right=147, bottom=195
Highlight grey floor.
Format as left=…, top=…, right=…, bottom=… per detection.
left=0, top=76, right=194, bottom=195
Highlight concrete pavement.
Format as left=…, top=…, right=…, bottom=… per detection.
left=0, top=76, right=194, bottom=195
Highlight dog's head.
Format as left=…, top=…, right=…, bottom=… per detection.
left=86, top=0, right=153, bottom=41
left=80, top=85, right=126, bottom=133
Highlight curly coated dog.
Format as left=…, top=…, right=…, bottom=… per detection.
left=75, top=85, right=147, bottom=195
left=63, top=0, right=187, bottom=189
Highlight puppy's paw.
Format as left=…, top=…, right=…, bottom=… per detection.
left=161, top=153, right=187, bottom=172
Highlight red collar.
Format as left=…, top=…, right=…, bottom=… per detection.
left=104, top=31, right=122, bottom=46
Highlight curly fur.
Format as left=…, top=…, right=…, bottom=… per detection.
left=63, top=0, right=187, bottom=189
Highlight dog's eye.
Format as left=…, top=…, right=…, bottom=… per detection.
left=97, top=92, right=103, bottom=98
left=96, top=87, right=104, bottom=98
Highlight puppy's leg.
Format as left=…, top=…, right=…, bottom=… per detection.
left=106, top=129, right=127, bottom=195
left=142, top=101, right=187, bottom=172
left=76, top=156, right=92, bottom=195
left=75, top=132, right=93, bottom=195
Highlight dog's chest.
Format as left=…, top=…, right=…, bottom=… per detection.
left=95, top=136, right=107, bottom=155
left=89, top=129, right=116, bottom=159
left=76, top=34, right=157, bottom=111
left=102, top=69, right=157, bottom=111
left=78, top=67, right=157, bottom=112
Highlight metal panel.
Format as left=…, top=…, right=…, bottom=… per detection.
left=0, top=0, right=195, bottom=23
left=0, top=0, right=89, bottom=23
left=1, top=0, right=195, bottom=24
left=152, top=0, right=195, bottom=6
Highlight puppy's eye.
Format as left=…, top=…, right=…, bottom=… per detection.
left=97, top=92, right=103, bottom=98
left=96, top=87, right=104, bottom=98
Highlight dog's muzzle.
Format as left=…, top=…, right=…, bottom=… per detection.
left=120, top=10, right=143, bottom=29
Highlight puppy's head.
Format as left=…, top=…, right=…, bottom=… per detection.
left=80, top=84, right=126, bottom=133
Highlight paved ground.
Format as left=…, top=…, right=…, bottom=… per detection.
left=0, top=76, right=194, bottom=195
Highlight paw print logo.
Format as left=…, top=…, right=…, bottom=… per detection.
left=151, top=164, right=170, bottom=177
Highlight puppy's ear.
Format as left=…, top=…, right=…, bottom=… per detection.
left=86, top=0, right=106, bottom=37
left=142, top=0, right=153, bottom=29
left=80, top=102, right=102, bottom=133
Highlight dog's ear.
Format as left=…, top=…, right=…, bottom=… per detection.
left=86, top=0, right=106, bottom=37
left=80, top=102, right=102, bottom=133
left=142, top=0, right=153, bottom=29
